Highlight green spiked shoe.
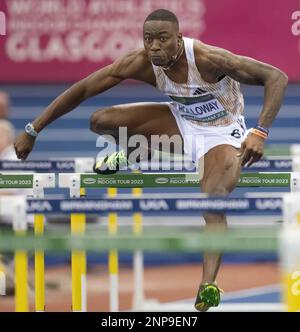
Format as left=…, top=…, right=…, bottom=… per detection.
left=194, top=283, right=223, bottom=312
left=93, top=150, right=131, bottom=174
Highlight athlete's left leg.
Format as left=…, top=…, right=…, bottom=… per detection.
left=195, top=144, right=241, bottom=311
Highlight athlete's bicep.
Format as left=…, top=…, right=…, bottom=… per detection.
left=208, top=48, right=285, bottom=85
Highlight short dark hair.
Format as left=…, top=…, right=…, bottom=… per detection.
left=144, top=9, right=179, bottom=26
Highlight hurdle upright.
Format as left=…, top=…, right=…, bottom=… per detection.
left=32, top=173, right=56, bottom=312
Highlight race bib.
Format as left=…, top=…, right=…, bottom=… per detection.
left=169, top=94, right=227, bottom=122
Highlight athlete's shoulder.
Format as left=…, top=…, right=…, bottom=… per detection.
left=193, top=40, right=226, bottom=65
left=111, top=48, right=154, bottom=82
left=192, top=40, right=235, bottom=77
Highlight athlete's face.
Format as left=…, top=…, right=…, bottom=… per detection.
left=143, top=20, right=182, bottom=66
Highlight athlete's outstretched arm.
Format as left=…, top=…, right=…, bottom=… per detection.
left=205, top=46, right=288, bottom=166
left=206, top=47, right=288, bottom=128
left=14, top=50, right=150, bottom=160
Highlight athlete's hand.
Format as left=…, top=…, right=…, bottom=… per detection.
left=237, top=133, right=265, bottom=167
left=14, top=132, right=36, bottom=160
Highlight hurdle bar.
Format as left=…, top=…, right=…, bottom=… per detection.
left=0, top=158, right=94, bottom=173
left=142, top=157, right=300, bottom=173
left=2, top=157, right=300, bottom=173
left=59, top=172, right=300, bottom=192
left=0, top=226, right=279, bottom=253
left=26, top=196, right=285, bottom=215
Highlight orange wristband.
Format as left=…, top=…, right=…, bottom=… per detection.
left=251, top=128, right=268, bottom=139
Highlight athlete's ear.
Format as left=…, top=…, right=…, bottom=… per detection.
left=177, top=33, right=183, bottom=45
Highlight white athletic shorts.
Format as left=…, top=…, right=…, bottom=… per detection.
left=166, top=102, right=247, bottom=163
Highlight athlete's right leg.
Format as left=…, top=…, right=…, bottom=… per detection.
left=90, top=102, right=183, bottom=172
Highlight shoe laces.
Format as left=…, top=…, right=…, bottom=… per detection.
left=106, top=150, right=128, bottom=169
left=201, top=282, right=224, bottom=294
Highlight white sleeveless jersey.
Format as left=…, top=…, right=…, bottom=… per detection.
left=151, top=37, right=244, bottom=127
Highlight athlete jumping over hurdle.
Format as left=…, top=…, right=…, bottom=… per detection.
left=14, top=9, right=288, bottom=311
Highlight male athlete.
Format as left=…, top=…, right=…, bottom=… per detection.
left=14, top=9, right=288, bottom=311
